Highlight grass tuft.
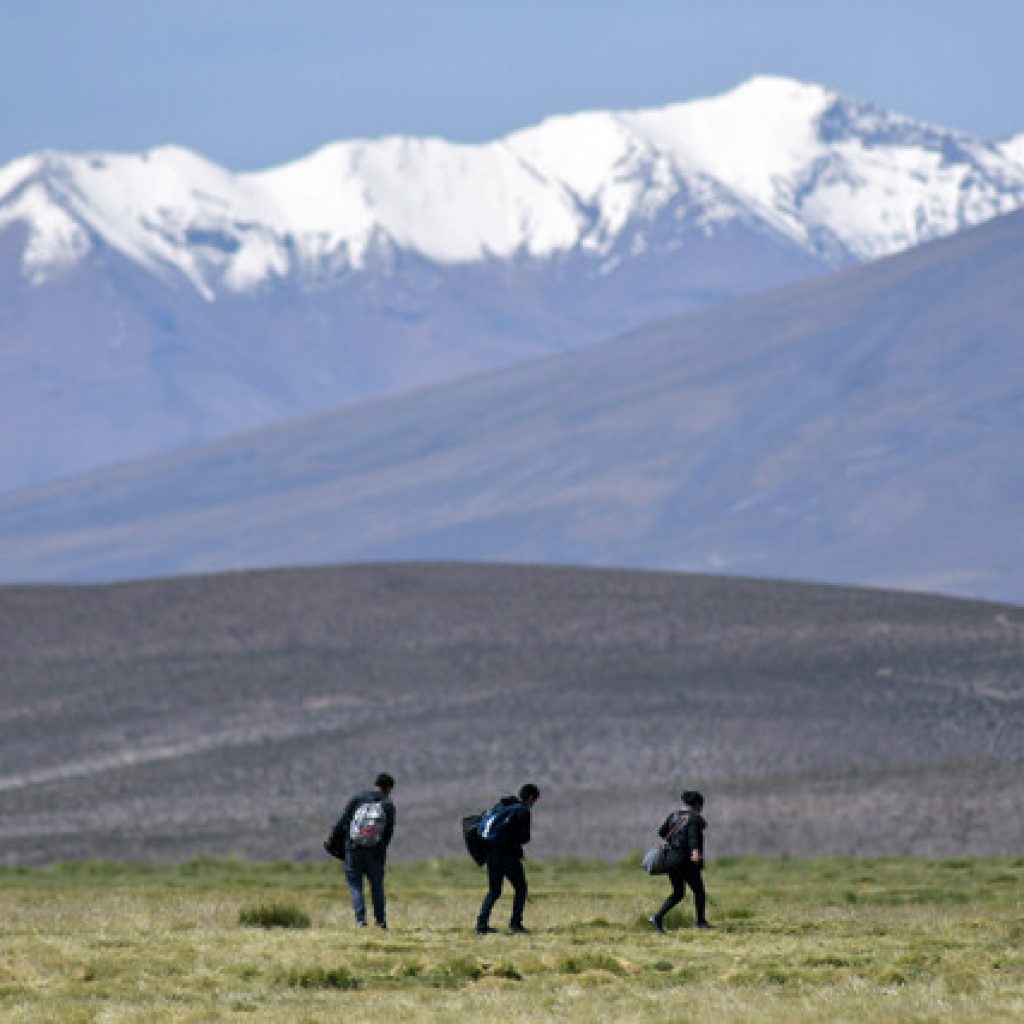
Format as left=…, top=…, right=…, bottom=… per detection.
left=285, top=965, right=359, bottom=989
left=393, top=959, right=425, bottom=978
left=426, top=956, right=484, bottom=988
left=556, top=951, right=627, bottom=975
left=238, top=901, right=311, bottom=929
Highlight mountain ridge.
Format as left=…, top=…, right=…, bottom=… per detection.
left=1, top=208, right=1020, bottom=602
left=5, top=75, right=1023, bottom=294
left=3, top=76, right=1024, bottom=491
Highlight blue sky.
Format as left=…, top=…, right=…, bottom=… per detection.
left=4, top=0, right=1023, bottom=169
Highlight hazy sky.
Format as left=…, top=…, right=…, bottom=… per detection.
left=4, top=0, right=1022, bottom=169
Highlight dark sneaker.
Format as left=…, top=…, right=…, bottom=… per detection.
left=509, top=924, right=530, bottom=934
left=375, top=922, right=387, bottom=930
left=649, top=915, right=666, bottom=934
left=475, top=925, right=498, bottom=935
left=694, top=921, right=715, bottom=930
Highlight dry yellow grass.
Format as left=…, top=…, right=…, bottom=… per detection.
left=2, top=856, right=1022, bottom=1022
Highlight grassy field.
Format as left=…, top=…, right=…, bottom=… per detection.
left=2, top=856, right=1022, bottom=1023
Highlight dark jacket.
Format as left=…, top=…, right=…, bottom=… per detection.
left=330, top=788, right=396, bottom=856
left=659, top=808, right=706, bottom=866
left=487, top=796, right=532, bottom=860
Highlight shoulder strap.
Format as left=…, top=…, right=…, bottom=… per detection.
left=665, top=810, right=690, bottom=842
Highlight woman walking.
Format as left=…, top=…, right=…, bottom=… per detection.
left=650, top=789, right=713, bottom=932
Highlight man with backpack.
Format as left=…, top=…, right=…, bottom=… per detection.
left=324, top=772, right=396, bottom=928
left=475, top=783, right=540, bottom=935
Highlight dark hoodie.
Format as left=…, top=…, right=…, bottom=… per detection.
left=329, top=788, right=396, bottom=856
left=488, top=795, right=532, bottom=859
left=658, top=807, right=706, bottom=867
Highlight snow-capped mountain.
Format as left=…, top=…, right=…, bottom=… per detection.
left=7, top=76, right=1023, bottom=292
left=1000, top=132, right=1024, bottom=169
left=2, top=75, right=1023, bottom=491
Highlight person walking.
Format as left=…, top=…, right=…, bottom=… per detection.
left=650, top=789, right=713, bottom=932
left=475, top=783, right=540, bottom=935
left=325, top=772, right=396, bottom=928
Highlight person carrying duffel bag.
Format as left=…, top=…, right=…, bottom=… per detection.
left=646, top=789, right=713, bottom=932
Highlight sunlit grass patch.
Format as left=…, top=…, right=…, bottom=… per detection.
left=549, top=915, right=619, bottom=939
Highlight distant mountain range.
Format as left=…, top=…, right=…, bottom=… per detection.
left=3, top=75, right=1024, bottom=491
left=1, top=209, right=1020, bottom=603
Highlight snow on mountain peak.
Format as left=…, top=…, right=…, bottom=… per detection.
left=1001, top=133, right=1024, bottom=169
left=253, top=134, right=587, bottom=268
left=0, top=154, right=92, bottom=284
left=0, top=145, right=288, bottom=296
left=2, top=78, right=1023, bottom=294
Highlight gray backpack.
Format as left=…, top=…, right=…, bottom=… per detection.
left=349, top=799, right=387, bottom=847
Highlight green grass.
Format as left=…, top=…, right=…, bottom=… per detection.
left=238, top=902, right=311, bottom=929
left=1, top=856, right=1022, bottom=1022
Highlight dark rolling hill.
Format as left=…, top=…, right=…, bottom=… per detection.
left=0, top=210, right=1021, bottom=603
left=1, top=563, right=1021, bottom=865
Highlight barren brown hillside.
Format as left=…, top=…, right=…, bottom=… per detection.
left=0, top=563, right=1021, bottom=864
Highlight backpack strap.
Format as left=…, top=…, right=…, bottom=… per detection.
left=663, top=810, right=690, bottom=845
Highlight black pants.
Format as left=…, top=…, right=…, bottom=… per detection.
left=477, top=850, right=528, bottom=928
left=656, top=863, right=706, bottom=925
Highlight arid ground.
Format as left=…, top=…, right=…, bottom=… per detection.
left=1, top=563, right=1021, bottom=864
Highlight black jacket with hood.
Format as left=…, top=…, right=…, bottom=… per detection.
left=486, top=795, right=532, bottom=859
left=658, top=808, right=706, bottom=868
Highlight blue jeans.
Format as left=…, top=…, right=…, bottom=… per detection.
left=344, top=846, right=386, bottom=925
left=477, top=850, right=528, bottom=929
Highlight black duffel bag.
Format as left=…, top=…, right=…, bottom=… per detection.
left=642, top=810, right=690, bottom=875
left=462, top=813, right=488, bottom=867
